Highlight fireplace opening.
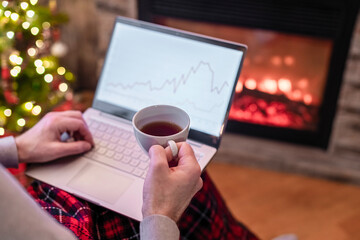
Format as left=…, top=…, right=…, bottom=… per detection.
left=138, top=0, right=360, bottom=148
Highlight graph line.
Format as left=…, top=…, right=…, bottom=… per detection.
left=105, top=88, right=225, bottom=114
left=176, top=99, right=225, bottom=113
left=106, top=61, right=229, bottom=94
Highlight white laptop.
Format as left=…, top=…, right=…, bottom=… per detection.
left=26, top=16, right=247, bottom=221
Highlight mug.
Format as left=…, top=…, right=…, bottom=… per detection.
left=132, top=105, right=190, bottom=156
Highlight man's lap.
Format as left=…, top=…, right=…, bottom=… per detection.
left=27, top=172, right=259, bottom=240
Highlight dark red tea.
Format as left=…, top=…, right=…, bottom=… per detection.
left=140, top=121, right=182, bottom=136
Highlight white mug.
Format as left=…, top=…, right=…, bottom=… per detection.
left=132, top=105, right=190, bottom=155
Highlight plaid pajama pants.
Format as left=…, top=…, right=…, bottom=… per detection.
left=27, top=172, right=259, bottom=240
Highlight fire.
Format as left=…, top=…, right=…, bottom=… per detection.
left=235, top=81, right=243, bottom=93
left=298, top=78, right=309, bottom=89
left=303, top=94, right=313, bottom=105
left=271, top=56, right=282, bottom=66
left=230, top=75, right=319, bottom=130
left=284, top=56, right=295, bottom=66
left=245, top=78, right=257, bottom=90
left=259, top=78, right=277, bottom=94
left=278, top=78, right=292, bottom=93
left=291, top=90, right=302, bottom=101
left=240, top=77, right=315, bottom=106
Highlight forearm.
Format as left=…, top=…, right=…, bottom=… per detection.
left=140, top=214, right=180, bottom=240
left=0, top=136, right=77, bottom=239
left=0, top=164, right=78, bottom=240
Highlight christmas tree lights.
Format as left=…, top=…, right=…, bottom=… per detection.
left=0, top=0, right=74, bottom=134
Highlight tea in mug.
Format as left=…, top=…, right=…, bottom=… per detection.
left=140, top=121, right=182, bottom=136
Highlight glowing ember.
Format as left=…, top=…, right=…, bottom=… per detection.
left=229, top=87, right=319, bottom=130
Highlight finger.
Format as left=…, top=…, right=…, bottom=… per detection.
left=59, top=111, right=92, bottom=133
left=56, top=118, right=94, bottom=146
left=177, top=142, right=195, bottom=157
left=148, top=145, right=171, bottom=173
left=52, top=141, right=92, bottom=159
left=176, top=143, right=202, bottom=176
left=177, top=142, right=197, bottom=165
left=163, top=142, right=188, bottom=161
left=196, top=177, right=203, bottom=192
left=55, top=110, right=84, bottom=120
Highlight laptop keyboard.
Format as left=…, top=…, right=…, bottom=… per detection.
left=84, top=119, right=149, bottom=178
left=84, top=119, right=203, bottom=179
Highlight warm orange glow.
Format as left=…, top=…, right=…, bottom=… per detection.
left=298, top=78, right=309, bottom=89
left=266, top=106, right=276, bottom=115
left=260, top=78, right=277, bottom=94
left=257, top=99, right=267, bottom=109
left=249, top=103, right=257, bottom=112
left=303, top=94, right=313, bottom=105
left=278, top=78, right=292, bottom=93
left=284, top=56, right=295, bottom=66
left=245, top=78, right=257, bottom=90
left=253, top=55, right=264, bottom=64
left=235, top=81, right=243, bottom=93
left=291, top=90, right=302, bottom=101
left=243, top=58, right=250, bottom=67
left=271, top=56, right=282, bottom=66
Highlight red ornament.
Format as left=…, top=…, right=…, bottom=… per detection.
left=4, top=90, right=19, bottom=105
left=1, top=67, right=10, bottom=81
left=52, top=28, right=61, bottom=41
left=15, top=32, right=23, bottom=40
left=51, top=78, right=61, bottom=90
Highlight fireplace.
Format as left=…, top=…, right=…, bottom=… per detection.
left=137, top=0, right=360, bottom=148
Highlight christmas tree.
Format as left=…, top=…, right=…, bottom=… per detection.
left=0, top=0, right=74, bottom=135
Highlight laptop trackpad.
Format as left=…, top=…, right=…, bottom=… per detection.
left=67, top=163, right=133, bottom=204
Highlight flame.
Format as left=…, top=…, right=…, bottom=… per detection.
left=245, top=78, right=257, bottom=90
left=235, top=81, right=243, bottom=93
left=260, top=78, right=277, bottom=94
left=278, top=78, right=292, bottom=93
left=303, top=94, right=313, bottom=105
left=291, top=90, right=302, bottom=101
left=284, top=56, right=295, bottom=66
left=298, top=78, right=309, bottom=89
left=271, top=56, right=282, bottom=66
left=229, top=75, right=318, bottom=130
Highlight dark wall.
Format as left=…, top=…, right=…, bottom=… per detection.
left=58, top=0, right=137, bottom=90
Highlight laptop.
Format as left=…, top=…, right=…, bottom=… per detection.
left=26, top=16, right=247, bottom=221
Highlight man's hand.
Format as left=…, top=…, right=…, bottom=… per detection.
left=142, top=142, right=203, bottom=222
left=15, top=111, right=94, bottom=164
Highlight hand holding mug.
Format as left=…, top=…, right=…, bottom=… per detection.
left=132, top=105, right=190, bottom=158
left=142, top=142, right=203, bottom=222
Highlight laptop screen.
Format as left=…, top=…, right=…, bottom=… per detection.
left=94, top=17, right=246, bottom=144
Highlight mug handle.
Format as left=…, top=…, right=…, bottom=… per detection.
left=167, top=140, right=178, bottom=158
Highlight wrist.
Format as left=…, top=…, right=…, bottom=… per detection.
left=142, top=204, right=180, bottom=223
left=15, top=135, right=28, bottom=163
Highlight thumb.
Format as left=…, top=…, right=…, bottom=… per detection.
left=53, top=141, right=92, bottom=159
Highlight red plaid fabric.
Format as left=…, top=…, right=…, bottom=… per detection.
left=27, top=172, right=259, bottom=240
